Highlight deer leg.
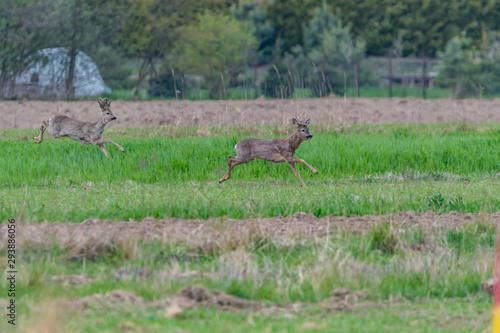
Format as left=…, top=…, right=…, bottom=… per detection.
left=288, top=157, right=318, bottom=174
left=219, top=156, right=237, bottom=183
left=219, top=155, right=253, bottom=183
left=97, top=144, right=111, bottom=158
left=33, top=120, right=49, bottom=144
left=288, top=162, right=307, bottom=187
left=95, top=139, right=125, bottom=153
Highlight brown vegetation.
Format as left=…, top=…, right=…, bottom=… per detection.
left=2, top=211, right=498, bottom=257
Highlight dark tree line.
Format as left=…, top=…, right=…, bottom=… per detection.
left=2, top=0, right=500, bottom=99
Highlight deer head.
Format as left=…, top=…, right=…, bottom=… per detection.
left=97, top=98, right=117, bottom=123
left=292, top=112, right=312, bottom=140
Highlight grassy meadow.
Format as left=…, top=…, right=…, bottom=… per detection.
left=3, top=123, right=500, bottom=221
left=0, top=122, right=499, bottom=332
left=0, top=220, right=494, bottom=332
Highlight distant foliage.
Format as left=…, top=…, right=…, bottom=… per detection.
left=5, top=0, right=500, bottom=99
left=263, top=2, right=370, bottom=98
left=437, top=33, right=500, bottom=98
left=267, top=0, right=319, bottom=55
left=171, top=11, right=258, bottom=99
left=232, top=0, right=275, bottom=65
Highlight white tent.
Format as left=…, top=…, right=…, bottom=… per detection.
left=14, top=47, right=111, bottom=98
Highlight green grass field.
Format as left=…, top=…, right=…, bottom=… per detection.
left=3, top=123, right=500, bottom=221
left=5, top=123, right=500, bottom=185
left=0, top=122, right=498, bottom=332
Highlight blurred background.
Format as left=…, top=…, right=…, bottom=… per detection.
left=2, top=0, right=500, bottom=101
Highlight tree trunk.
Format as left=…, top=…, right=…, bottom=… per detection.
left=0, top=22, right=8, bottom=99
left=401, top=57, right=406, bottom=97
left=287, top=57, right=294, bottom=98
left=182, top=73, right=186, bottom=100
left=321, top=59, right=326, bottom=98
left=219, top=72, right=226, bottom=99
left=454, top=77, right=462, bottom=99
left=354, top=60, right=360, bottom=97
left=254, top=57, right=258, bottom=99
left=387, top=55, right=392, bottom=98
left=66, top=0, right=82, bottom=99
left=421, top=58, right=427, bottom=99
left=134, top=58, right=149, bottom=100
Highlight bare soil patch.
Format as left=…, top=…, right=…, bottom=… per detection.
left=1, top=211, right=497, bottom=250
left=1, top=97, right=498, bottom=129
left=66, top=284, right=369, bottom=315
left=66, top=285, right=294, bottom=313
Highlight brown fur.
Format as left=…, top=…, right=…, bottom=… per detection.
left=33, top=98, right=124, bottom=158
left=219, top=114, right=318, bottom=187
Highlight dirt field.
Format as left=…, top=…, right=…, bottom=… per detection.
left=1, top=97, right=499, bottom=129
left=4, top=211, right=496, bottom=249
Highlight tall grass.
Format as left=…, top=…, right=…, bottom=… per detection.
left=5, top=220, right=494, bottom=303
left=4, top=220, right=492, bottom=332
left=3, top=124, right=500, bottom=220
left=2, top=126, right=500, bottom=186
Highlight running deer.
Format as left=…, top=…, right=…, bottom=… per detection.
left=33, top=98, right=125, bottom=158
left=219, top=112, right=318, bottom=187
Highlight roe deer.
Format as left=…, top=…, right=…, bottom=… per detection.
left=219, top=112, right=318, bottom=187
left=33, top=98, right=125, bottom=158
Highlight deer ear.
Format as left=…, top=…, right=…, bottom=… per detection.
left=304, top=118, right=310, bottom=125
left=292, top=118, right=300, bottom=126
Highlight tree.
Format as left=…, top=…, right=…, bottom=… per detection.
left=110, top=0, right=239, bottom=99
left=263, top=0, right=500, bottom=57
left=0, top=0, right=59, bottom=97
left=110, top=0, right=184, bottom=99
left=172, top=11, right=258, bottom=99
left=231, top=0, right=275, bottom=65
left=437, top=32, right=500, bottom=99
left=0, top=0, right=125, bottom=98
left=267, top=0, right=320, bottom=55
left=304, top=3, right=366, bottom=96
left=303, top=1, right=338, bottom=53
